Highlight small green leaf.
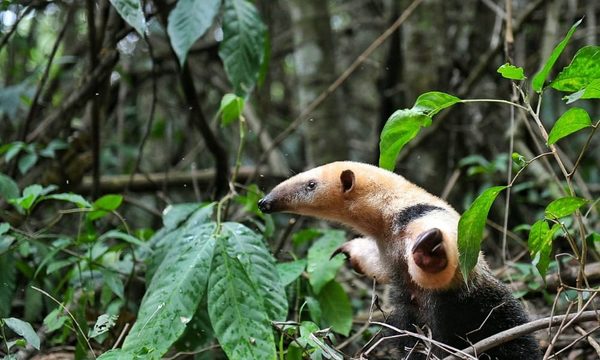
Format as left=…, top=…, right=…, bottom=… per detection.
left=98, top=230, right=151, bottom=250
left=527, top=220, right=559, bottom=278
left=292, top=228, right=321, bottom=247
left=497, top=63, right=526, bottom=80
left=276, top=259, right=306, bottom=286
left=219, top=0, right=267, bottom=96
left=551, top=46, right=600, bottom=92
left=0, top=223, right=9, bottom=236
left=108, top=0, right=147, bottom=37
left=18, top=152, right=37, bottom=174
left=316, top=281, right=352, bottom=336
left=532, top=18, right=582, bottom=92
left=89, top=314, right=118, bottom=338
left=219, top=93, right=245, bottom=126
left=458, top=186, right=507, bottom=282
left=102, top=270, right=125, bottom=300
left=167, top=0, right=222, bottom=66
left=379, top=109, right=432, bottom=171
left=547, top=108, right=592, bottom=145
left=93, top=194, right=123, bottom=211
left=45, top=193, right=92, bottom=208
left=511, top=152, right=526, bottom=168
left=545, top=196, right=588, bottom=219
left=2, top=317, right=40, bottom=350
left=0, top=173, right=19, bottom=201
left=413, top=91, right=462, bottom=117
left=307, top=230, right=346, bottom=294
left=43, top=307, right=68, bottom=333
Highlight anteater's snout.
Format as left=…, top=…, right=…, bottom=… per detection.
left=258, top=197, right=272, bottom=213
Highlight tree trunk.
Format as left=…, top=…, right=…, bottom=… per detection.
left=289, top=0, right=348, bottom=167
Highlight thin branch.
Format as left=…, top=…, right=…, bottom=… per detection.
left=27, top=50, right=119, bottom=142
left=253, top=0, right=425, bottom=178
left=443, top=310, right=600, bottom=360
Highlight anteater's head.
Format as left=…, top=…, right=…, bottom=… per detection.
left=258, top=162, right=362, bottom=221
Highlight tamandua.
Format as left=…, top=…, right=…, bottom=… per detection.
left=258, top=161, right=540, bottom=359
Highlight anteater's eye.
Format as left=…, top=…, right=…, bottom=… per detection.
left=306, top=180, right=317, bottom=191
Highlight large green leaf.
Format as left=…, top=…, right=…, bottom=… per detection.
left=528, top=220, right=559, bottom=278
left=547, top=108, right=592, bottom=145
left=551, top=46, right=600, bottom=92
left=379, top=109, right=432, bottom=171
left=532, top=19, right=582, bottom=92
left=219, top=0, right=267, bottom=96
left=167, top=0, right=222, bottom=66
left=306, top=230, right=346, bottom=294
left=108, top=0, right=147, bottom=37
left=121, top=223, right=216, bottom=358
left=458, top=186, right=507, bottom=282
left=316, top=281, right=352, bottom=336
left=208, top=239, right=276, bottom=360
left=2, top=318, right=40, bottom=350
left=221, top=222, right=287, bottom=321
left=544, top=196, right=588, bottom=219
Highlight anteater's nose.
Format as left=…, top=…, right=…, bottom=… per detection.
left=258, top=197, right=271, bottom=213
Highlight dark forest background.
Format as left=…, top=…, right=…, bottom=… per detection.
left=0, top=0, right=599, bottom=359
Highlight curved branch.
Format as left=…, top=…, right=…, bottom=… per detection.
left=443, top=310, right=600, bottom=360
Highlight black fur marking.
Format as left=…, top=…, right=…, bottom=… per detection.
left=385, top=270, right=541, bottom=359
left=395, top=204, right=444, bottom=230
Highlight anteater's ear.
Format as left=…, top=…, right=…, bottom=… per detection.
left=340, top=169, right=355, bottom=193
left=412, top=228, right=448, bottom=273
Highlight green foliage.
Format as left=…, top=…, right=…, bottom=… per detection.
left=497, top=63, right=526, bottom=80
left=108, top=0, right=147, bottom=37
left=316, top=281, right=352, bottom=336
left=219, top=0, right=268, bottom=96
left=551, top=46, right=600, bottom=92
left=0, top=173, right=19, bottom=201
left=2, top=317, right=41, bottom=350
left=168, top=0, right=222, bottom=66
left=208, top=239, right=276, bottom=360
left=121, top=224, right=216, bottom=357
left=547, top=108, right=592, bottom=145
left=276, top=259, right=307, bottom=286
left=528, top=220, right=560, bottom=278
left=544, top=196, right=588, bottom=219
left=306, top=230, right=346, bottom=293
left=457, top=186, right=507, bottom=281
left=220, top=93, right=245, bottom=126
left=379, top=91, right=461, bottom=170
left=532, top=18, right=582, bottom=92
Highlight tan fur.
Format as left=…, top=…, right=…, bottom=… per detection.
left=264, top=161, right=463, bottom=290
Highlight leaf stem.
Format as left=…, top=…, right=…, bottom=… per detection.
left=461, top=98, right=529, bottom=112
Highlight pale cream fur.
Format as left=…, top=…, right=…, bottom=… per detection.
left=266, top=161, right=463, bottom=290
